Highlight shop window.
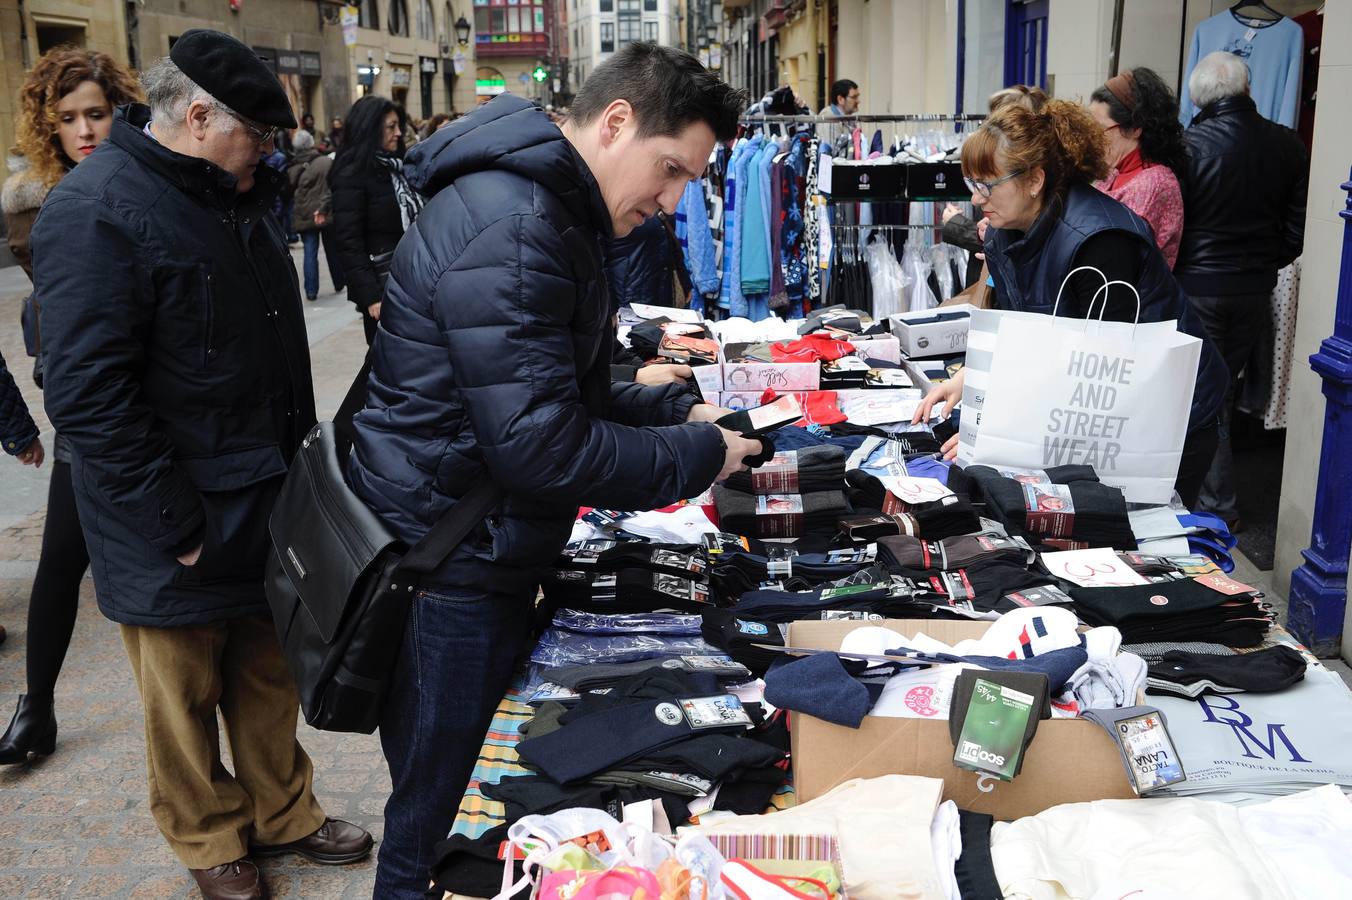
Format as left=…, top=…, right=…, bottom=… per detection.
left=417, top=0, right=435, bottom=40
left=389, top=0, right=410, bottom=37
left=360, top=0, right=380, bottom=30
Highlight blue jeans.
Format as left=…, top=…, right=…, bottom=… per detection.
left=300, top=230, right=321, bottom=299
left=373, top=575, right=536, bottom=899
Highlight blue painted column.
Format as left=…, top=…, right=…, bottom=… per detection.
left=1288, top=169, right=1352, bottom=658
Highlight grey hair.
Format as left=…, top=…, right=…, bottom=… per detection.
left=140, top=56, right=238, bottom=134
left=292, top=129, right=314, bottom=151
left=1188, top=51, right=1249, bottom=110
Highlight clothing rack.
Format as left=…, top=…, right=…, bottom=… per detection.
left=738, top=114, right=986, bottom=124
left=830, top=223, right=943, bottom=231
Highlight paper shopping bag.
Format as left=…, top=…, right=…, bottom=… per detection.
left=957, top=308, right=1201, bottom=504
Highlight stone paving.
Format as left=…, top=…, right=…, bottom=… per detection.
left=0, top=247, right=386, bottom=898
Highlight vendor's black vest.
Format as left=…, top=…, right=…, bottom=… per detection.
left=984, top=182, right=1227, bottom=430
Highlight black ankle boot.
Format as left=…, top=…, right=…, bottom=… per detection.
left=0, top=695, right=57, bottom=764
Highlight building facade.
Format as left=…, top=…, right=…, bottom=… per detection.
left=0, top=0, right=130, bottom=159
left=569, top=0, right=681, bottom=92
left=346, top=0, right=478, bottom=121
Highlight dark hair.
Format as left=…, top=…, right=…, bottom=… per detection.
left=569, top=41, right=746, bottom=143
left=831, top=79, right=858, bottom=105
left=330, top=94, right=407, bottom=182
left=1090, top=67, right=1188, bottom=180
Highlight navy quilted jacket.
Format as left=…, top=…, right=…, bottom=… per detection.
left=347, top=95, right=725, bottom=577
left=0, top=347, right=38, bottom=456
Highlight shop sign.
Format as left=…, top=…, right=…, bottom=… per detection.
left=390, top=66, right=412, bottom=87
left=475, top=76, right=506, bottom=96
left=341, top=5, right=359, bottom=47
left=276, top=49, right=302, bottom=75
left=420, top=56, right=438, bottom=74
left=299, top=51, right=322, bottom=77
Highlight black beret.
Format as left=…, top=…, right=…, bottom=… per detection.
left=170, top=29, right=298, bottom=129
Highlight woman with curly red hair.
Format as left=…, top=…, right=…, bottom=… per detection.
left=0, top=47, right=141, bottom=765
left=914, top=99, right=1228, bottom=508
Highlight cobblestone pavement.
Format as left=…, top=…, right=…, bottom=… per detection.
left=0, top=247, right=386, bottom=898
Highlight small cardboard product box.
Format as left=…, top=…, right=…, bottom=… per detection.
left=846, top=334, right=902, bottom=365
left=720, top=350, right=820, bottom=393
left=890, top=304, right=978, bottom=358
left=787, top=619, right=1137, bottom=819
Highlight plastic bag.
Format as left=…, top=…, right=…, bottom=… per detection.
left=864, top=237, right=909, bottom=321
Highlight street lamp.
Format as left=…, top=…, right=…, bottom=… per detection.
left=455, top=14, right=471, bottom=44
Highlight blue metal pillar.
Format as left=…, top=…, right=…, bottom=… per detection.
left=1288, top=169, right=1352, bottom=658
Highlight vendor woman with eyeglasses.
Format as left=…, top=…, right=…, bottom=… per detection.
left=913, top=99, right=1227, bottom=508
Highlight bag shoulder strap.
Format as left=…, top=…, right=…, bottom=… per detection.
left=399, top=478, right=501, bottom=578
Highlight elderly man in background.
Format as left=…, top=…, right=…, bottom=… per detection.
left=1175, top=51, right=1307, bottom=530
left=31, top=30, right=370, bottom=900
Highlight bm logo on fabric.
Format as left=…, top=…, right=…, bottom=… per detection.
left=1198, top=695, right=1311, bottom=763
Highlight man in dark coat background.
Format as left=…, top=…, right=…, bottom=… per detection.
left=32, top=31, right=370, bottom=900
left=346, top=42, right=761, bottom=897
left=1176, top=51, right=1308, bottom=530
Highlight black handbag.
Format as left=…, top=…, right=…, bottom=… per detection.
left=369, top=249, right=395, bottom=293
left=264, top=416, right=499, bottom=733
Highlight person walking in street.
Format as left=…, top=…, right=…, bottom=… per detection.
left=329, top=95, right=420, bottom=347
left=0, top=47, right=141, bottom=767
left=287, top=129, right=327, bottom=301
left=1175, top=51, right=1307, bottom=531
left=346, top=42, right=763, bottom=897
left=1088, top=67, right=1189, bottom=269
left=30, top=30, right=372, bottom=899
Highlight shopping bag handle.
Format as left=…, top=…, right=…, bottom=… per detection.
left=1086, top=279, right=1144, bottom=332
left=1051, top=265, right=1110, bottom=319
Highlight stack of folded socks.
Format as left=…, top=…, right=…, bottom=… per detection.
left=541, top=568, right=713, bottom=614
left=1071, top=579, right=1272, bottom=648
left=946, top=463, right=1097, bottom=496
left=707, top=548, right=877, bottom=601
left=962, top=466, right=1136, bottom=550
left=713, top=485, right=848, bottom=539
left=1145, top=645, right=1307, bottom=699
left=876, top=534, right=1034, bottom=571
left=724, top=445, right=847, bottom=495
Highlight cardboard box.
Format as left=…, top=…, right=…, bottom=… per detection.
left=787, top=619, right=1137, bottom=819
left=720, top=352, right=820, bottom=393
left=692, top=363, right=724, bottom=397
left=846, top=335, right=902, bottom=365
left=890, top=304, right=977, bottom=357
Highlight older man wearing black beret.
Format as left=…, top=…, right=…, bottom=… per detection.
left=31, top=30, right=370, bottom=900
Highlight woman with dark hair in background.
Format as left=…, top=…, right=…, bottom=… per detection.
left=1088, top=67, right=1188, bottom=269
left=0, top=47, right=141, bottom=764
left=329, top=94, right=423, bottom=346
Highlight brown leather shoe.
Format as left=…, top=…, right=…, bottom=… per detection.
left=251, top=817, right=373, bottom=865
left=189, top=859, right=264, bottom=900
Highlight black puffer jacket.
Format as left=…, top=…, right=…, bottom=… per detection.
left=1176, top=95, right=1308, bottom=296
left=604, top=214, right=686, bottom=309
left=329, top=159, right=404, bottom=311
left=347, top=94, right=725, bottom=586
left=33, top=105, right=315, bottom=627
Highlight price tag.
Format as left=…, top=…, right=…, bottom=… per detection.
left=1194, top=573, right=1258, bottom=596
left=1040, top=548, right=1150, bottom=588
left=878, top=475, right=955, bottom=505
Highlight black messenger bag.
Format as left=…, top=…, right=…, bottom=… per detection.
left=264, top=419, right=499, bottom=733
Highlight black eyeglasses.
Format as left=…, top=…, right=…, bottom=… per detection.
left=964, top=169, right=1026, bottom=199
left=221, top=107, right=274, bottom=146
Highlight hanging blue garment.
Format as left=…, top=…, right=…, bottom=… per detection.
left=740, top=141, right=775, bottom=296
left=678, top=180, right=720, bottom=306
left=729, top=135, right=763, bottom=317
left=717, top=137, right=749, bottom=311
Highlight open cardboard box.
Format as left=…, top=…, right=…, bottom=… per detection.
left=787, top=619, right=1138, bottom=819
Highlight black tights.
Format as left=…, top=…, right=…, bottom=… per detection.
left=25, top=460, right=89, bottom=700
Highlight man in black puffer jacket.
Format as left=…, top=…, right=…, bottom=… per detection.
left=346, top=43, right=759, bottom=897
left=1176, top=51, right=1307, bottom=528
